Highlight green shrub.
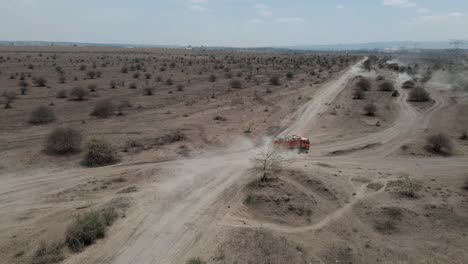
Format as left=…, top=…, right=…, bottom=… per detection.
left=409, top=87, right=430, bottom=102
left=33, top=77, right=47, bottom=87
left=379, top=81, right=394, bottom=92
left=90, top=99, right=115, bottom=118
left=29, top=105, right=56, bottom=124
left=356, top=78, right=371, bottom=91
left=70, top=87, right=88, bottom=101
left=230, top=79, right=242, bottom=89
left=65, top=211, right=106, bottom=252
left=32, top=242, right=64, bottom=264
left=186, top=257, right=207, bottom=264
left=82, top=139, right=117, bottom=167
left=269, top=76, right=281, bottom=86
left=45, top=127, right=82, bottom=155
left=208, top=74, right=217, bottom=82
left=426, top=133, right=453, bottom=155
left=56, top=89, right=68, bottom=98
left=364, top=103, right=377, bottom=116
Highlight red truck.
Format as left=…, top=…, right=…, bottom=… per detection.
left=273, top=135, right=310, bottom=153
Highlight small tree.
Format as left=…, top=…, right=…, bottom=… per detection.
left=88, top=84, right=97, bottom=92
left=426, top=133, right=453, bottom=155
left=165, top=78, right=174, bottom=86
left=56, top=89, right=68, bottom=98
left=356, top=78, right=371, bottom=91
left=364, top=103, right=377, bottom=116
left=19, top=81, right=29, bottom=95
left=230, top=79, right=242, bottom=89
left=33, top=77, right=47, bottom=87
left=409, top=87, right=430, bottom=102
left=269, top=76, right=281, bottom=86
left=3, top=91, right=16, bottom=109
left=81, top=139, right=117, bottom=167
left=45, top=127, right=82, bottom=155
left=70, top=87, right=88, bottom=101
left=90, top=99, right=115, bottom=118
left=286, top=71, right=294, bottom=79
left=379, top=81, right=394, bottom=92
left=29, top=105, right=56, bottom=124
left=208, top=74, right=216, bottom=82
left=117, top=100, right=130, bottom=116
left=251, top=147, right=284, bottom=182
left=86, top=71, right=96, bottom=79
left=143, top=86, right=155, bottom=95
left=352, top=89, right=365, bottom=100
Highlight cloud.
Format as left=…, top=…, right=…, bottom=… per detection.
left=277, top=17, right=304, bottom=24
left=416, top=7, right=430, bottom=14
left=406, top=12, right=464, bottom=24
left=382, top=0, right=416, bottom=8
left=248, top=18, right=267, bottom=24
left=188, top=0, right=208, bottom=3
left=188, top=4, right=207, bottom=12
left=254, top=4, right=273, bottom=17
left=336, top=4, right=345, bottom=9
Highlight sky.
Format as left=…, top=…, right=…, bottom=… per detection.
left=1, top=0, right=467, bottom=47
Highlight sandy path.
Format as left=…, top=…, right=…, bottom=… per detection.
left=60, top=60, right=368, bottom=264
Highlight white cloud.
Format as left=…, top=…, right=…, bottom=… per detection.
left=188, top=0, right=208, bottom=3
left=416, top=8, right=430, bottom=14
left=382, top=0, right=416, bottom=8
left=248, top=18, right=267, bottom=24
left=407, top=12, right=464, bottom=24
left=254, top=4, right=272, bottom=17
left=336, top=4, right=345, bottom=9
left=188, top=5, right=207, bottom=12
left=277, top=17, right=304, bottom=24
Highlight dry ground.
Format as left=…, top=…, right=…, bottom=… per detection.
left=0, top=47, right=467, bottom=264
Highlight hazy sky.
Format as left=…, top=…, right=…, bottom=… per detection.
left=1, top=0, right=467, bottom=47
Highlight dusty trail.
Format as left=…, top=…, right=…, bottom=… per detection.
left=311, top=72, right=448, bottom=157
left=4, top=59, right=457, bottom=264
left=61, top=60, right=368, bottom=264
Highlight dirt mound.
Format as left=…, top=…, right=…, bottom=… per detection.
left=211, top=228, right=311, bottom=264
left=244, top=177, right=317, bottom=226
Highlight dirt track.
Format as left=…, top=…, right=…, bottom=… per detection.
left=2, top=57, right=468, bottom=263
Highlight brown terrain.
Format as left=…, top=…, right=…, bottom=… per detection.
left=0, top=46, right=467, bottom=264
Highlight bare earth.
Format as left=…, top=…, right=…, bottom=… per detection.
left=0, top=47, right=467, bottom=264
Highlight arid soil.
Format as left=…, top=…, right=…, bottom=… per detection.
left=1, top=47, right=467, bottom=264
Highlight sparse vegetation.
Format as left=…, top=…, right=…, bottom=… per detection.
left=82, top=139, right=117, bottom=167
left=45, top=127, right=82, bottom=155
left=408, top=87, right=430, bottom=102
left=426, top=133, right=453, bottom=155
left=29, top=105, right=56, bottom=124
left=90, top=99, right=115, bottom=118
left=251, top=148, right=284, bottom=182
left=269, top=76, right=281, bottom=86
left=70, top=86, right=88, bottom=101
left=356, top=78, right=371, bottom=91
left=401, top=174, right=419, bottom=198
left=186, top=257, right=207, bottom=264
left=32, top=242, right=64, bottom=264
left=65, top=208, right=117, bottom=252
left=33, top=77, right=47, bottom=87
left=18, top=80, right=29, bottom=95
left=379, top=81, right=394, bottom=92
left=352, top=89, right=365, bottom=100
left=230, top=79, right=242, bottom=89
left=364, top=103, right=377, bottom=116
